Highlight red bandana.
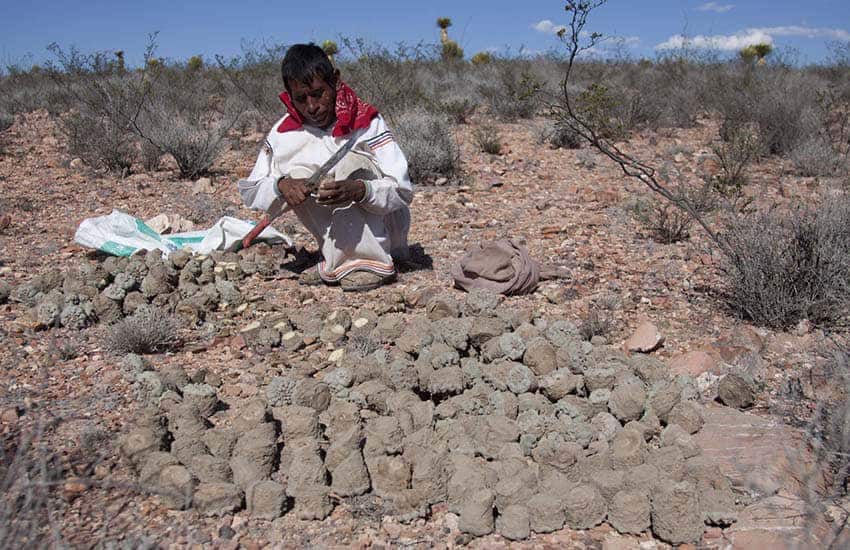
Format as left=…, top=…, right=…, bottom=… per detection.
left=277, top=80, right=379, bottom=137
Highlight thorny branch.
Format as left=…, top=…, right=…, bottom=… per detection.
left=553, top=0, right=733, bottom=257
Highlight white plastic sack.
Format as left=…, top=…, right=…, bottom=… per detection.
left=74, top=210, right=292, bottom=257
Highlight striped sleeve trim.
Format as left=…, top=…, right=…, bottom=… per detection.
left=366, top=130, right=394, bottom=151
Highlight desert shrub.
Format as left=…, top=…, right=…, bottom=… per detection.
left=140, top=139, right=163, bottom=172
left=136, top=99, right=240, bottom=179
left=0, top=111, right=13, bottom=132
left=394, top=110, right=459, bottom=183
left=104, top=306, right=180, bottom=355
left=471, top=52, right=492, bottom=65
left=477, top=59, right=540, bottom=121
left=472, top=124, right=502, bottom=154
left=214, top=40, right=288, bottom=124
left=61, top=109, right=135, bottom=173
left=579, top=310, right=612, bottom=342
left=632, top=198, right=692, bottom=243
left=47, top=41, right=242, bottom=178
left=438, top=97, right=476, bottom=124
left=0, top=420, right=66, bottom=547
left=631, top=181, right=717, bottom=244
left=791, top=136, right=843, bottom=177
left=441, top=41, right=464, bottom=61
left=340, top=39, right=437, bottom=122
left=709, top=66, right=819, bottom=156
left=537, top=121, right=582, bottom=149
left=721, top=197, right=850, bottom=328
left=574, top=82, right=626, bottom=139
left=186, top=55, right=204, bottom=72
left=712, top=124, right=760, bottom=193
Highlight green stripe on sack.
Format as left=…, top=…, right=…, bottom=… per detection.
left=167, top=236, right=205, bottom=246
left=135, top=219, right=163, bottom=241
left=101, top=241, right=138, bottom=256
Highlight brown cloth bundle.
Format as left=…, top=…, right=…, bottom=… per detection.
left=451, top=239, right=541, bottom=296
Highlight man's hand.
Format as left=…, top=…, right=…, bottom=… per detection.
left=316, top=179, right=367, bottom=206
left=276, top=177, right=311, bottom=207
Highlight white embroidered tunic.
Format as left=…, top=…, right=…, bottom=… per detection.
left=238, top=114, right=413, bottom=281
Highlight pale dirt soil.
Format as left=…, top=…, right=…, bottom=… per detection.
left=0, top=110, right=844, bottom=548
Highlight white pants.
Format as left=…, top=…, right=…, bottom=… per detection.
left=290, top=154, right=410, bottom=282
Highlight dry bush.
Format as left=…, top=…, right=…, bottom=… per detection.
left=579, top=309, right=612, bottom=342
left=104, top=306, right=180, bottom=355
left=537, top=121, right=582, bottom=149
left=438, top=97, right=477, bottom=124
left=632, top=198, right=692, bottom=243
left=472, top=124, right=502, bottom=154
left=394, top=110, right=460, bottom=183
left=631, top=182, right=717, bottom=244
left=0, top=111, right=13, bottom=133
left=476, top=59, right=540, bottom=121
left=214, top=40, right=288, bottom=124
left=136, top=100, right=240, bottom=180
left=340, top=39, right=437, bottom=122
left=710, top=66, right=819, bottom=156
left=0, top=419, right=66, bottom=548
left=61, top=109, right=135, bottom=173
left=48, top=40, right=243, bottom=179
left=791, top=136, right=844, bottom=177
left=721, top=196, right=850, bottom=328
left=712, top=124, right=760, bottom=193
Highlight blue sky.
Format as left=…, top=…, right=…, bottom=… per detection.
left=1, top=0, right=848, bottom=68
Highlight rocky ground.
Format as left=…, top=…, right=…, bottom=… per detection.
left=0, top=110, right=848, bottom=548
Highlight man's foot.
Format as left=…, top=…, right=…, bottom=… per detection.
left=340, top=270, right=394, bottom=292
left=298, top=267, right=323, bottom=286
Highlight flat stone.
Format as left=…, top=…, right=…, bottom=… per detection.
left=624, top=322, right=664, bottom=353
left=667, top=350, right=720, bottom=378
left=693, top=404, right=819, bottom=497
left=719, top=491, right=844, bottom=550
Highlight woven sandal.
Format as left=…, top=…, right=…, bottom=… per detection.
left=340, top=270, right=392, bottom=292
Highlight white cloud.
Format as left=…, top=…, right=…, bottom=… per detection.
left=656, top=29, right=772, bottom=51
left=619, top=36, right=642, bottom=46
left=761, top=25, right=850, bottom=41
left=532, top=19, right=566, bottom=35
left=697, top=2, right=735, bottom=13
left=655, top=25, right=850, bottom=51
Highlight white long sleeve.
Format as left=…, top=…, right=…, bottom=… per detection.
left=356, top=116, right=414, bottom=216
left=237, top=136, right=283, bottom=212
left=236, top=114, right=414, bottom=215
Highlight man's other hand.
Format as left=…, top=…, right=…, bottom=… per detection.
left=277, top=177, right=311, bottom=207
left=316, top=179, right=366, bottom=206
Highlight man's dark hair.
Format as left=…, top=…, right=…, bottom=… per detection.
left=281, top=43, right=336, bottom=92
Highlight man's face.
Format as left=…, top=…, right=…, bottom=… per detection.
left=287, top=75, right=336, bottom=129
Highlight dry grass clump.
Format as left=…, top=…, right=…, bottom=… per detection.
left=721, top=196, right=850, bottom=328
left=579, top=309, right=612, bottom=342
left=472, top=124, right=502, bottom=154
left=104, top=306, right=180, bottom=355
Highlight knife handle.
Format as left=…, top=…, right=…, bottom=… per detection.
left=242, top=216, right=270, bottom=249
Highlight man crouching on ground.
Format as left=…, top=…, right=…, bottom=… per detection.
left=238, top=43, right=413, bottom=292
